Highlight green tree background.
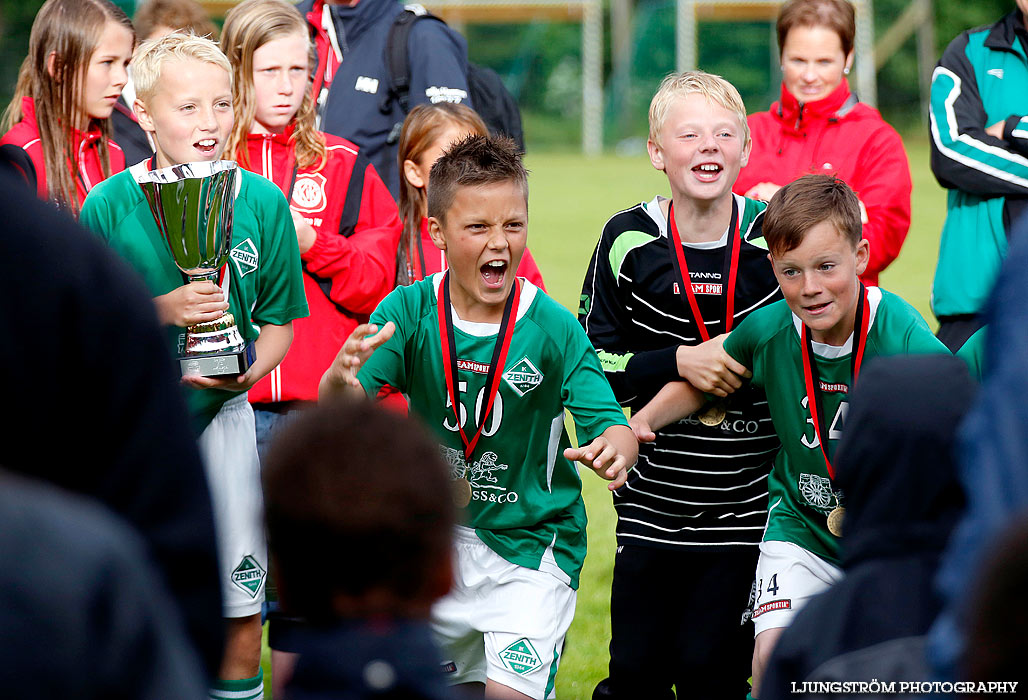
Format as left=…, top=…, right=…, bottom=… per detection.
left=0, top=0, right=1012, bottom=147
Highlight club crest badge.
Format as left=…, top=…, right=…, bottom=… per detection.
left=503, top=356, right=544, bottom=397
left=290, top=173, right=327, bottom=213
left=498, top=638, right=543, bottom=675
left=231, top=555, right=266, bottom=598
left=230, top=238, right=259, bottom=279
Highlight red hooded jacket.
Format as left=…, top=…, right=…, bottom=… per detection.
left=406, top=217, right=546, bottom=290
left=243, top=127, right=402, bottom=404
left=734, top=81, right=911, bottom=285
left=1, top=97, right=125, bottom=209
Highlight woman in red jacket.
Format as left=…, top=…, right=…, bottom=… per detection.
left=734, top=0, right=911, bottom=285
left=221, top=0, right=402, bottom=445
left=397, top=102, right=546, bottom=289
left=1, top=0, right=133, bottom=216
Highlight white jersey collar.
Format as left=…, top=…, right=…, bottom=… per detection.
left=791, top=286, right=883, bottom=358
left=644, top=194, right=737, bottom=249
left=430, top=272, right=539, bottom=337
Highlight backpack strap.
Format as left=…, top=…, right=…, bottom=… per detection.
left=381, top=6, right=446, bottom=118
left=305, top=152, right=369, bottom=310
left=337, top=152, right=367, bottom=238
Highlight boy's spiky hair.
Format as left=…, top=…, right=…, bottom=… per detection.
left=132, top=31, right=231, bottom=104
left=763, top=174, right=862, bottom=256
left=648, top=70, right=750, bottom=145
left=427, top=134, right=528, bottom=221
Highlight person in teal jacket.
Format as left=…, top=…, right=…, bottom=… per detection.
left=929, top=3, right=1028, bottom=351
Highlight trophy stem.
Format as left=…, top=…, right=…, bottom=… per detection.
left=188, top=272, right=220, bottom=285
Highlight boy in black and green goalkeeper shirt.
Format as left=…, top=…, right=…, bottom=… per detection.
left=630, top=174, right=947, bottom=698
left=321, top=134, right=637, bottom=699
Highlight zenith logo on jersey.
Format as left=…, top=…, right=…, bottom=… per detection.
left=230, top=238, right=259, bottom=279
left=503, top=357, right=544, bottom=396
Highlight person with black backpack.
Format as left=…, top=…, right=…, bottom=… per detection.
left=298, top=0, right=473, bottom=197
left=384, top=6, right=525, bottom=155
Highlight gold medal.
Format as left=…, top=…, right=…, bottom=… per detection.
left=698, top=402, right=726, bottom=427
left=452, top=477, right=472, bottom=509
left=827, top=506, right=845, bottom=537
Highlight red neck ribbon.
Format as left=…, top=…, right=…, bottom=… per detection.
left=667, top=198, right=742, bottom=342
left=800, top=284, right=870, bottom=480
left=437, top=271, right=521, bottom=464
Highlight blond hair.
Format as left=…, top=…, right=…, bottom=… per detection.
left=1, top=0, right=134, bottom=215
left=220, top=0, right=326, bottom=171
left=133, top=31, right=232, bottom=105
left=648, top=71, right=749, bottom=146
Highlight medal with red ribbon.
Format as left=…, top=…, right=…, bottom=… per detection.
left=800, top=284, right=870, bottom=536
left=666, top=197, right=742, bottom=343
left=437, top=271, right=521, bottom=470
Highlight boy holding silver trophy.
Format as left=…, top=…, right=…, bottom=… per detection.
left=81, top=33, right=308, bottom=700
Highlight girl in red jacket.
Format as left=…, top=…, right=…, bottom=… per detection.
left=1, top=0, right=133, bottom=216
left=397, top=102, right=546, bottom=289
left=221, top=0, right=402, bottom=444
left=733, top=0, right=911, bottom=285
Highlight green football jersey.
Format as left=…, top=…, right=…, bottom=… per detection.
left=723, top=287, right=948, bottom=564
left=359, top=275, right=629, bottom=588
left=81, top=164, right=309, bottom=432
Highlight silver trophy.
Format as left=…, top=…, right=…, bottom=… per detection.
left=136, top=160, right=256, bottom=377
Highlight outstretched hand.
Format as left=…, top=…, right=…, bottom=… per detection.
left=319, top=322, right=395, bottom=399
left=564, top=435, right=631, bottom=490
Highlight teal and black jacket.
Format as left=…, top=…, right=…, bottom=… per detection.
left=929, top=10, right=1028, bottom=318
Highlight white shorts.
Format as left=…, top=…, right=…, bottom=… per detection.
left=431, top=526, right=577, bottom=699
left=751, top=540, right=842, bottom=636
left=198, top=393, right=267, bottom=618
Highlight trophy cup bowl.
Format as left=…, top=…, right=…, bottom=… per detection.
left=136, top=160, right=256, bottom=377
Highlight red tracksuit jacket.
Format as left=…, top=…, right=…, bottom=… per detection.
left=734, top=80, right=911, bottom=285
left=1, top=96, right=125, bottom=209
left=244, top=127, right=402, bottom=404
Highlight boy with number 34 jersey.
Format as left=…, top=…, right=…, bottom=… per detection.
left=631, top=175, right=947, bottom=698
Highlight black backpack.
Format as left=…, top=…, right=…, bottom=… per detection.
left=381, top=6, right=526, bottom=151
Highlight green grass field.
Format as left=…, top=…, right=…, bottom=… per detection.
left=261, top=136, right=946, bottom=698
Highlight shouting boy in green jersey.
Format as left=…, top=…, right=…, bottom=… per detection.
left=321, top=134, right=637, bottom=699
left=629, top=175, right=947, bottom=698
